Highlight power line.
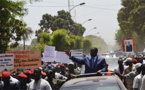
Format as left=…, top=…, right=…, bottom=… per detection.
left=25, top=5, right=67, bottom=7
left=25, top=5, right=119, bottom=11
left=83, top=6, right=119, bottom=11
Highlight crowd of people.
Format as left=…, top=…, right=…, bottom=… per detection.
left=114, top=55, right=145, bottom=90
left=0, top=61, right=81, bottom=90
left=1, top=47, right=145, bottom=90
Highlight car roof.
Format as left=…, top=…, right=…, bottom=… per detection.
left=62, top=75, right=126, bottom=89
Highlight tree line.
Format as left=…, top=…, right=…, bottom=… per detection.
left=1, top=0, right=108, bottom=54
left=116, top=0, right=145, bottom=52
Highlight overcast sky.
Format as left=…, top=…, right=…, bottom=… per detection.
left=23, top=0, right=122, bottom=45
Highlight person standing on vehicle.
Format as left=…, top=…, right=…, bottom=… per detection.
left=65, top=48, right=107, bottom=73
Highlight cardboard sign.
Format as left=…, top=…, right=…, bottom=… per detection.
left=43, top=46, right=56, bottom=62
left=0, top=54, right=14, bottom=71
left=70, top=50, right=83, bottom=59
left=56, top=51, right=71, bottom=63
left=6, top=50, right=41, bottom=69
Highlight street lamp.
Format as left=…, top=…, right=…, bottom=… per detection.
left=86, top=27, right=97, bottom=36
left=81, top=19, right=92, bottom=25
left=67, top=2, right=85, bottom=34
left=69, top=2, right=85, bottom=13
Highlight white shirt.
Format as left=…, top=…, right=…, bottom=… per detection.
left=133, top=73, right=143, bottom=90
left=140, top=75, right=145, bottom=90
left=55, top=72, right=67, bottom=80
left=27, top=78, right=52, bottom=90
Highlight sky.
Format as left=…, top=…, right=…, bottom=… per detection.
left=23, top=0, right=122, bottom=45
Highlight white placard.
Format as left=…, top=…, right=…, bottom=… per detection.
left=143, top=60, right=145, bottom=64
left=70, top=50, right=83, bottom=59
left=43, top=46, right=56, bottom=62
left=0, top=54, right=14, bottom=71
left=56, top=51, right=71, bottom=63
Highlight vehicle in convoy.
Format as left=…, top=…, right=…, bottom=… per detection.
left=60, top=73, right=127, bottom=90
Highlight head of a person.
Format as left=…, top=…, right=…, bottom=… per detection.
left=60, top=64, right=66, bottom=75
left=55, top=65, right=61, bottom=73
left=135, top=63, right=142, bottom=74
left=132, top=59, right=138, bottom=64
left=33, top=68, right=41, bottom=82
left=68, top=62, right=75, bottom=73
left=46, top=70, right=53, bottom=81
left=125, top=58, right=133, bottom=66
left=2, top=71, right=10, bottom=84
left=18, top=74, right=27, bottom=85
left=41, top=72, right=46, bottom=79
left=118, top=58, right=123, bottom=66
left=127, top=41, right=131, bottom=45
left=90, top=48, right=98, bottom=57
left=141, top=64, right=145, bottom=75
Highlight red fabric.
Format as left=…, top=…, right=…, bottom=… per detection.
left=18, top=74, right=27, bottom=78
left=2, top=71, right=10, bottom=78
left=30, top=70, right=34, bottom=75
left=106, top=63, right=109, bottom=66
left=42, top=72, right=46, bottom=76
left=132, top=59, right=138, bottom=63
left=60, top=64, right=66, bottom=68
left=0, top=74, right=2, bottom=78
left=24, top=70, right=32, bottom=75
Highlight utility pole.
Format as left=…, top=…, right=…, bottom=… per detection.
left=68, top=0, right=70, bottom=12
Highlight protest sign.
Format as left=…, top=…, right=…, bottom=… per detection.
left=56, top=51, right=71, bottom=63
left=70, top=50, right=83, bottom=59
left=6, top=50, right=41, bottom=69
left=122, top=38, right=136, bottom=57
left=43, top=46, right=56, bottom=62
left=0, top=54, right=14, bottom=71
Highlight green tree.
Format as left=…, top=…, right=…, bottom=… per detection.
left=38, top=10, right=86, bottom=36
left=22, top=27, right=33, bottom=50
left=83, top=38, right=92, bottom=55
left=86, top=35, right=108, bottom=54
left=51, top=29, right=70, bottom=51
left=39, top=32, right=51, bottom=45
left=0, top=0, right=27, bottom=53
left=117, top=0, right=145, bottom=51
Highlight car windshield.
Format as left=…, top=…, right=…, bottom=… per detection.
left=61, top=84, right=121, bottom=90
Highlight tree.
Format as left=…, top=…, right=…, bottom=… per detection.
left=86, top=35, right=108, bottom=54
left=0, top=0, right=27, bottom=53
left=83, top=38, right=92, bottom=55
left=115, top=29, right=126, bottom=47
left=51, top=29, right=70, bottom=51
left=38, top=10, right=86, bottom=36
left=22, top=27, right=33, bottom=50
left=117, top=0, right=145, bottom=51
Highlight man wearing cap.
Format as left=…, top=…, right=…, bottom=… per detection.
left=27, top=68, right=52, bottom=90
left=65, top=48, right=107, bottom=73
left=123, top=58, right=135, bottom=89
left=2, top=71, right=20, bottom=90
left=18, top=74, right=27, bottom=90
left=123, top=63, right=142, bottom=90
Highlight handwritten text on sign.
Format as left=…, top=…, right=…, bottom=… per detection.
left=6, top=50, right=41, bottom=69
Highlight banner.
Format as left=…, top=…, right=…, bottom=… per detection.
left=122, top=38, right=136, bottom=57
left=70, top=50, right=83, bottom=59
left=6, top=50, right=41, bottom=69
left=43, top=46, right=56, bottom=62
left=0, top=54, right=14, bottom=71
left=56, top=51, right=71, bottom=63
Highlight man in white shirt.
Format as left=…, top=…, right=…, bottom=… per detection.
left=27, top=68, right=52, bottom=90
left=133, top=64, right=145, bottom=90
